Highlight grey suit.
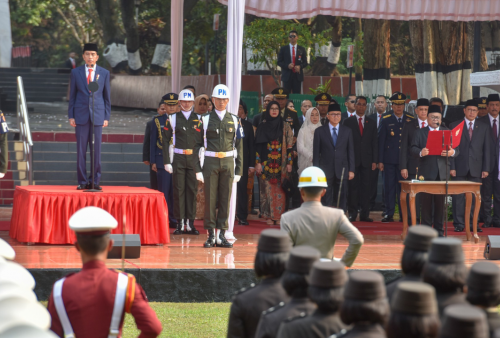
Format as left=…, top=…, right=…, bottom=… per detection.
left=280, top=201, right=364, bottom=266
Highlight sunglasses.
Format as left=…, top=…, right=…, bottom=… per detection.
left=348, top=100, right=355, bottom=103
left=289, top=35, right=297, bottom=38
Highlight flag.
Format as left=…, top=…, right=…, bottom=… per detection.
left=451, top=120, right=464, bottom=148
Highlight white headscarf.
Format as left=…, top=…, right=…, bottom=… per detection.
left=297, top=107, right=321, bottom=176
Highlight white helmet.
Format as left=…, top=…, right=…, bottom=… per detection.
left=298, top=166, right=328, bottom=188
left=212, top=84, right=230, bottom=99
left=178, top=89, right=195, bottom=101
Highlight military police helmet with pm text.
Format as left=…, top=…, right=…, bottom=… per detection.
left=212, top=84, right=230, bottom=99
left=298, top=166, right=328, bottom=188
left=178, top=89, right=195, bottom=102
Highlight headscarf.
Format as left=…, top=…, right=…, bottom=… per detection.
left=297, top=107, right=321, bottom=175
left=255, top=101, right=283, bottom=145
left=194, top=94, right=209, bottom=116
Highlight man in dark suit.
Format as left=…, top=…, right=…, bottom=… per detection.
left=236, top=101, right=255, bottom=225
left=399, top=98, right=430, bottom=223
left=313, top=103, right=355, bottom=211
left=341, top=94, right=357, bottom=121
left=277, top=30, right=308, bottom=94
left=450, top=99, right=490, bottom=232
left=477, top=93, right=500, bottom=228
left=410, top=105, right=459, bottom=236
left=65, top=52, right=77, bottom=70
left=143, top=119, right=158, bottom=190
left=343, top=96, right=378, bottom=222
left=68, top=43, right=110, bottom=190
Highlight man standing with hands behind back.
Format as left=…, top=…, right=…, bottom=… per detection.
left=68, top=43, right=110, bottom=190
left=277, top=30, right=308, bottom=94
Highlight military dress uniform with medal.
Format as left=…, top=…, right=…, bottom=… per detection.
left=0, top=111, right=9, bottom=178
left=162, top=89, right=202, bottom=235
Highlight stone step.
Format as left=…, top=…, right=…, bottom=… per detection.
left=32, top=152, right=142, bottom=162
left=32, top=142, right=143, bottom=153
left=33, top=161, right=146, bottom=172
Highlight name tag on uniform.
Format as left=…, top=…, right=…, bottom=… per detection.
left=1, top=122, right=7, bottom=133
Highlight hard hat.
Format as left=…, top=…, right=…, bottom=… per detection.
left=0, top=238, right=15, bottom=260
left=69, top=206, right=117, bottom=234
left=0, top=262, right=35, bottom=290
left=0, top=325, right=58, bottom=338
left=212, top=84, right=230, bottom=99
left=178, top=89, right=195, bottom=102
left=298, top=166, right=328, bottom=188
left=0, top=298, right=51, bottom=333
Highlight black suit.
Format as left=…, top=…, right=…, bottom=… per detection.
left=313, top=123, right=355, bottom=211
left=143, top=120, right=158, bottom=190
left=236, top=118, right=255, bottom=221
left=277, top=45, right=308, bottom=93
left=411, top=126, right=459, bottom=235
left=368, top=113, right=389, bottom=210
left=477, top=115, right=500, bottom=226
left=65, top=58, right=76, bottom=70
left=450, top=119, right=491, bottom=230
left=343, top=115, right=378, bottom=219
left=341, top=111, right=357, bottom=124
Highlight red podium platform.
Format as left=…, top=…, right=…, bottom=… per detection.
left=9, top=186, right=170, bottom=245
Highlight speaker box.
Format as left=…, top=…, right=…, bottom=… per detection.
left=484, top=235, right=500, bottom=260
left=107, top=234, right=141, bottom=259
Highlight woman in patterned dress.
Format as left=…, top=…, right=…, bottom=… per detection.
left=255, top=101, right=294, bottom=225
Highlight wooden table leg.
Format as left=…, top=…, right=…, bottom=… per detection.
left=409, top=192, right=417, bottom=227
left=465, top=193, right=472, bottom=241
left=401, top=191, right=408, bottom=240
left=473, top=191, right=481, bottom=244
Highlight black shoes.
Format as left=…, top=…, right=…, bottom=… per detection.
left=78, top=183, right=102, bottom=190
left=215, top=229, right=233, bottom=248
left=77, top=184, right=87, bottom=190
left=173, top=220, right=183, bottom=235
left=483, top=222, right=491, bottom=228
left=454, top=227, right=464, bottom=232
left=185, top=220, right=199, bottom=235
left=360, top=218, right=373, bottom=222
left=348, top=216, right=357, bottom=222
left=238, top=219, right=249, bottom=225
left=204, top=229, right=215, bottom=248
left=381, top=216, right=394, bottom=223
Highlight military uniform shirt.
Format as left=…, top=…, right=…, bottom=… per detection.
left=378, top=112, right=414, bottom=165
left=276, top=310, right=347, bottom=338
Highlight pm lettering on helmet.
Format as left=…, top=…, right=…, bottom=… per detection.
left=184, top=92, right=192, bottom=98
left=218, top=89, right=226, bottom=96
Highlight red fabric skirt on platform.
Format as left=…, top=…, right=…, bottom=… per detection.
left=9, top=186, right=170, bottom=245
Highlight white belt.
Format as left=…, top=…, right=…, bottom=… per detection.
left=205, top=151, right=234, bottom=158
left=174, top=148, right=194, bottom=155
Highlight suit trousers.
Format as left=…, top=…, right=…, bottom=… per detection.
left=481, top=164, right=500, bottom=226
left=322, top=174, right=347, bottom=212
left=283, top=72, right=301, bottom=94
left=157, top=168, right=176, bottom=223
left=149, top=169, right=158, bottom=190
left=383, top=163, right=403, bottom=218
left=203, top=158, right=234, bottom=230
left=236, top=171, right=249, bottom=221
left=452, top=173, right=481, bottom=230
left=75, top=121, right=102, bottom=185
left=172, top=154, right=198, bottom=221
left=421, top=192, right=444, bottom=236
left=348, top=165, right=371, bottom=219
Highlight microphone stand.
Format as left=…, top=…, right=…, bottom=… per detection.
left=441, top=124, right=451, bottom=237
left=85, top=78, right=101, bottom=193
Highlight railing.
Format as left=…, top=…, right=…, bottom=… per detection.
left=16, top=76, right=33, bottom=185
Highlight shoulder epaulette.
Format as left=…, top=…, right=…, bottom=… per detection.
left=262, top=301, right=285, bottom=316
left=383, top=114, right=391, bottom=119
left=288, top=107, right=297, bottom=113
left=329, top=329, right=348, bottom=338
left=233, top=283, right=256, bottom=296
left=283, top=312, right=307, bottom=323
left=406, top=114, right=415, bottom=119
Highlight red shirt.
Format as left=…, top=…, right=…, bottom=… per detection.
left=48, top=260, right=162, bottom=338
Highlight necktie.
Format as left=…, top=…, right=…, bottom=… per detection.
left=493, top=119, right=498, bottom=142
left=87, top=68, right=93, bottom=85
left=358, top=117, right=363, bottom=136
left=469, top=121, right=473, bottom=140
left=332, top=127, right=337, bottom=147
left=398, top=118, right=402, bottom=124
left=292, top=46, right=296, bottom=73
left=71, top=59, right=75, bottom=68
left=378, top=114, right=382, bottom=127
left=421, top=122, right=425, bottom=128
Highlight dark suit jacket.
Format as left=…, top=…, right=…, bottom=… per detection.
left=142, top=119, right=154, bottom=162
left=313, top=124, right=355, bottom=180
left=410, top=126, right=459, bottom=181
left=277, top=45, right=308, bottom=82
left=65, top=58, right=76, bottom=69
left=477, top=115, right=499, bottom=173
left=400, top=119, right=421, bottom=175
left=450, top=119, right=491, bottom=178
left=241, top=118, right=255, bottom=171
left=367, top=112, right=391, bottom=132
left=341, top=111, right=356, bottom=124
left=343, top=116, right=378, bottom=168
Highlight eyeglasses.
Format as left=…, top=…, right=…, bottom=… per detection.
left=348, top=100, right=355, bottom=103
left=328, top=113, right=342, bottom=117
left=429, top=116, right=441, bottom=120
left=289, top=35, right=297, bottom=38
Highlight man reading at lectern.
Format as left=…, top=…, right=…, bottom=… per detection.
left=68, top=43, right=111, bottom=190
left=410, top=105, right=459, bottom=237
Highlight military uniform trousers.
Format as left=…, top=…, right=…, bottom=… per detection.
left=203, top=156, right=235, bottom=230
left=172, top=153, right=198, bottom=220
left=157, top=168, right=175, bottom=224
left=384, top=163, right=403, bottom=218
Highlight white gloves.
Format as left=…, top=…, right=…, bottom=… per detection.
left=233, top=175, right=241, bottom=183
left=0, top=173, right=4, bottom=179
left=196, top=172, right=204, bottom=183
left=165, top=164, right=173, bottom=173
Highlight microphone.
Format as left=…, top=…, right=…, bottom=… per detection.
left=436, top=122, right=440, bottom=127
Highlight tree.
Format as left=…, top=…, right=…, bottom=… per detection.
left=309, top=15, right=342, bottom=76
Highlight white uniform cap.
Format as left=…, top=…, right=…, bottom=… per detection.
left=0, top=238, right=15, bottom=260
left=69, top=206, right=118, bottom=233
left=0, top=282, right=37, bottom=303
left=212, top=84, right=230, bottom=99
left=0, top=262, right=35, bottom=290
left=0, top=325, right=58, bottom=338
left=298, top=166, right=328, bottom=188
left=0, top=298, right=51, bottom=333
left=178, top=89, right=195, bottom=102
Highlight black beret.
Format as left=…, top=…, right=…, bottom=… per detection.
left=161, top=93, right=179, bottom=105
left=476, top=97, right=487, bottom=109
left=285, top=246, right=320, bottom=274
left=428, top=238, right=464, bottom=264
left=257, top=229, right=292, bottom=253
left=487, top=94, right=500, bottom=103
left=314, top=93, right=332, bottom=105
left=344, top=271, right=386, bottom=301
left=308, top=261, right=347, bottom=288
left=464, top=99, right=478, bottom=108
left=271, top=87, right=290, bottom=99
left=467, top=261, right=500, bottom=292
left=440, top=304, right=488, bottom=338
left=390, top=92, right=406, bottom=105
left=404, top=225, right=438, bottom=251
left=328, top=103, right=341, bottom=112
left=391, top=282, right=437, bottom=315
left=83, top=43, right=98, bottom=53
left=428, top=105, right=442, bottom=114
left=416, top=98, right=430, bottom=107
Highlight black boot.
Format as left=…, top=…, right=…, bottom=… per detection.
left=216, top=229, right=233, bottom=248
left=188, top=219, right=199, bottom=235
left=204, top=229, right=215, bottom=248
left=173, top=220, right=183, bottom=235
